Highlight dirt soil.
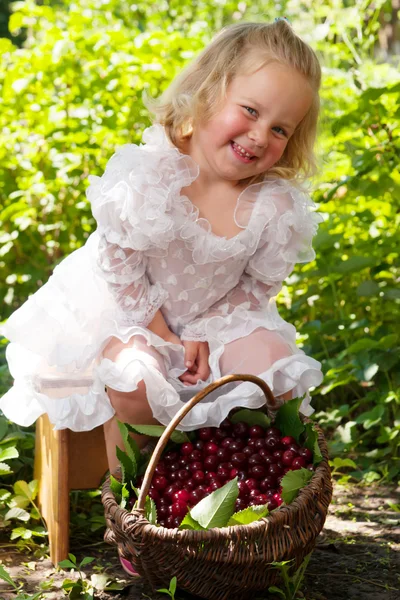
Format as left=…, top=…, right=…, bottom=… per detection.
left=0, top=483, right=399, bottom=600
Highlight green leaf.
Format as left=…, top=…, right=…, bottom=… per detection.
left=329, top=457, right=358, bottom=470
left=79, top=556, right=95, bottom=568
left=230, top=409, right=271, bottom=429
left=110, top=474, right=123, bottom=497
left=68, top=553, right=77, bottom=564
left=0, top=564, right=17, bottom=589
left=227, top=505, right=269, bottom=526
left=126, top=423, right=190, bottom=444
left=58, top=559, right=77, bottom=570
left=190, top=478, right=239, bottom=529
left=268, top=586, right=286, bottom=598
left=10, top=527, right=32, bottom=540
left=145, top=496, right=157, bottom=525
left=5, top=507, right=30, bottom=522
left=14, top=480, right=34, bottom=501
left=275, top=397, right=305, bottom=441
left=303, top=423, right=323, bottom=464
left=169, top=576, right=177, bottom=596
left=0, top=462, right=11, bottom=475
left=117, top=421, right=140, bottom=467
left=335, top=256, right=377, bottom=274
left=0, top=446, right=18, bottom=461
left=281, top=468, right=313, bottom=504
left=116, top=446, right=137, bottom=484
left=179, top=512, right=205, bottom=531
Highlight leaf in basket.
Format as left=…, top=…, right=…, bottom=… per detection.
left=117, top=421, right=141, bottom=466
left=125, top=424, right=190, bottom=444
left=116, top=446, right=137, bottom=484
left=275, top=396, right=305, bottom=441
left=190, top=477, right=239, bottom=529
left=281, top=468, right=313, bottom=504
left=303, top=422, right=323, bottom=464
left=227, top=504, right=269, bottom=526
left=110, top=475, right=123, bottom=498
left=179, top=512, right=206, bottom=531
left=230, top=409, right=271, bottom=429
left=130, top=486, right=157, bottom=524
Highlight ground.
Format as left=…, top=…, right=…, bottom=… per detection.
left=0, top=483, right=399, bottom=600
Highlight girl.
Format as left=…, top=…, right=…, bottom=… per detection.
left=0, top=20, right=323, bottom=475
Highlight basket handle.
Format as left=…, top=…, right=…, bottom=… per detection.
left=136, top=373, right=275, bottom=511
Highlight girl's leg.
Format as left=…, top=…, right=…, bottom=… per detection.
left=102, top=335, right=167, bottom=474
left=219, top=328, right=293, bottom=401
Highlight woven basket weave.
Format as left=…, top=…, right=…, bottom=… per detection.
left=102, top=374, right=332, bottom=600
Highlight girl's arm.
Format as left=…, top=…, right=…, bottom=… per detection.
left=147, top=309, right=179, bottom=343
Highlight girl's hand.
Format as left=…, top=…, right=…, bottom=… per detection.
left=163, top=330, right=183, bottom=346
left=179, top=341, right=210, bottom=385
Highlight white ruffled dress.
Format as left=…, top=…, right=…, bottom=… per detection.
left=0, top=125, right=323, bottom=432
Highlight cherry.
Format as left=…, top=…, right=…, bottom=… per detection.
left=273, top=450, right=283, bottom=460
left=254, top=438, right=267, bottom=450
left=280, top=436, right=296, bottom=447
left=158, top=497, right=169, bottom=506
left=307, top=464, right=315, bottom=471
left=230, top=468, right=239, bottom=478
left=215, top=428, right=228, bottom=441
left=244, top=478, right=258, bottom=491
left=189, top=450, right=203, bottom=462
left=231, top=452, right=247, bottom=466
left=233, top=422, right=249, bottom=439
left=178, top=469, right=190, bottom=482
left=164, top=451, right=179, bottom=464
left=193, top=470, right=205, bottom=484
left=249, top=425, right=264, bottom=439
left=159, top=519, right=166, bottom=527
left=169, top=462, right=180, bottom=472
left=263, top=455, right=278, bottom=466
left=248, top=454, right=264, bottom=465
left=255, top=493, right=268, bottom=505
left=288, top=443, right=300, bottom=453
left=148, top=488, right=160, bottom=501
left=181, top=442, right=194, bottom=456
left=266, top=427, right=281, bottom=437
left=164, top=484, right=179, bottom=503
left=189, top=489, right=202, bottom=505
left=249, top=465, right=267, bottom=480
left=292, top=457, right=307, bottom=470
left=229, top=440, right=245, bottom=452
left=260, top=476, right=277, bottom=492
left=217, top=466, right=230, bottom=480
left=194, top=440, right=205, bottom=451
left=221, top=437, right=235, bottom=449
left=158, top=505, right=169, bottom=519
left=210, top=481, right=221, bottom=491
left=166, top=516, right=175, bottom=528
left=171, top=501, right=188, bottom=519
left=178, top=457, right=189, bottom=467
left=185, top=479, right=196, bottom=490
left=299, top=448, right=313, bottom=462
left=282, top=450, right=297, bottom=466
left=259, top=448, right=270, bottom=458
left=216, top=448, right=231, bottom=462
left=204, top=442, right=219, bottom=456
left=267, top=498, right=280, bottom=510
left=268, top=464, right=283, bottom=478
left=204, top=455, right=219, bottom=471
left=220, top=418, right=233, bottom=431
left=205, top=471, right=218, bottom=482
left=238, top=481, right=249, bottom=498
left=173, top=489, right=191, bottom=504
left=155, top=464, right=167, bottom=476
left=189, top=461, right=203, bottom=473
left=265, top=437, right=280, bottom=450
left=153, top=475, right=168, bottom=490
left=235, top=498, right=247, bottom=511
left=173, top=516, right=182, bottom=528
left=198, top=427, right=214, bottom=441
left=273, top=493, right=283, bottom=506
left=247, top=439, right=257, bottom=448
left=243, top=446, right=254, bottom=457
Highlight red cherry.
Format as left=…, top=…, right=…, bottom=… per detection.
left=164, top=484, right=179, bottom=503
left=249, top=425, right=264, bottom=439
left=282, top=450, right=297, bottom=466
left=249, top=465, right=267, bottom=480
left=204, top=442, right=219, bottom=456
left=217, top=466, right=230, bottom=480
left=189, top=461, right=203, bottom=473
left=244, top=478, right=258, bottom=491
left=155, top=464, right=167, bottom=476
left=178, top=457, right=189, bottom=468
left=273, top=450, right=283, bottom=459
left=266, top=427, right=281, bottom=437
left=205, top=471, right=218, bottom=482
left=255, top=493, right=268, bottom=505
left=177, top=469, right=190, bottom=482
left=169, top=471, right=179, bottom=482
left=307, top=463, right=315, bottom=471
left=229, top=440, right=245, bottom=452
left=273, top=492, right=283, bottom=506
left=158, top=505, right=169, bottom=518
left=153, top=476, right=168, bottom=490
left=299, top=448, right=313, bottom=462
left=210, top=481, right=221, bottom=491
left=249, top=488, right=261, bottom=498
left=238, top=480, right=249, bottom=498
left=231, top=452, right=247, bottom=466
left=185, top=479, right=196, bottom=490
left=220, top=418, right=233, bottom=431
left=247, top=439, right=257, bottom=448
left=267, top=498, right=280, bottom=510
left=166, top=516, right=175, bottom=528
left=230, top=468, right=239, bottom=478
left=204, top=455, right=219, bottom=471
left=148, top=488, right=160, bottom=501
left=243, top=446, right=254, bottom=457
left=254, top=438, right=267, bottom=450
left=265, top=437, right=280, bottom=451
left=171, top=501, right=187, bottom=518
left=235, top=498, right=247, bottom=511
left=263, top=455, right=278, bottom=466
left=169, top=462, right=180, bottom=472
left=280, top=436, right=296, bottom=447
left=291, top=457, right=307, bottom=470
left=181, top=442, right=194, bottom=456
left=194, top=440, right=205, bottom=451
left=216, top=448, right=231, bottom=462
left=198, top=427, right=214, bottom=441
left=233, top=422, right=249, bottom=439
left=189, top=489, right=204, bottom=505
left=268, top=464, right=283, bottom=477
left=221, top=437, right=235, bottom=449
left=193, top=470, right=205, bottom=484
left=215, top=427, right=228, bottom=441
left=173, top=489, right=191, bottom=504
left=259, top=448, right=270, bottom=458
left=164, top=451, right=179, bottom=464
left=248, top=454, right=264, bottom=466
left=189, top=449, right=203, bottom=462
left=260, top=476, right=276, bottom=492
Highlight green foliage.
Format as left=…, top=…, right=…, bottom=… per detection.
left=157, top=576, right=178, bottom=600
left=268, top=552, right=312, bottom=600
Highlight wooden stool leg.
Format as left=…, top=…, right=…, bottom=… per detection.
left=34, top=415, right=70, bottom=564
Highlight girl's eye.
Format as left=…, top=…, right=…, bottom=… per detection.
left=272, top=126, right=287, bottom=137
left=244, top=106, right=257, bottom=117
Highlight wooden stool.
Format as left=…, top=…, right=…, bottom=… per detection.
left=34, top=414, right=109, bottom=564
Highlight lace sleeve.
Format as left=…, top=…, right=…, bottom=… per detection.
left=97, top=235, right=168, bottom=327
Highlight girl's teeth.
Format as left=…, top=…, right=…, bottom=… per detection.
left=232, top=142, right=253, bottom=158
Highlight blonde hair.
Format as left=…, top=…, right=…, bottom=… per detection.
left=147, top=20, right=322, bottom=182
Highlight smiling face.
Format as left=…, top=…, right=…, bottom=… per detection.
left=188, top=61, right=314, bottom=187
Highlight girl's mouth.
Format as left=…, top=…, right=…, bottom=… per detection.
left=230, top=141, right=256, bottom=163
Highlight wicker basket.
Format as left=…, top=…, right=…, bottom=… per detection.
left=102, top=374, right=332, bottom=600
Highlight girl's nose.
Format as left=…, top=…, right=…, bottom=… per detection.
left=249, top=127, right=268, bottom=149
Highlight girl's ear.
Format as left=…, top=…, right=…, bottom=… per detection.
left=180, top=118, right=194, bottom=138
